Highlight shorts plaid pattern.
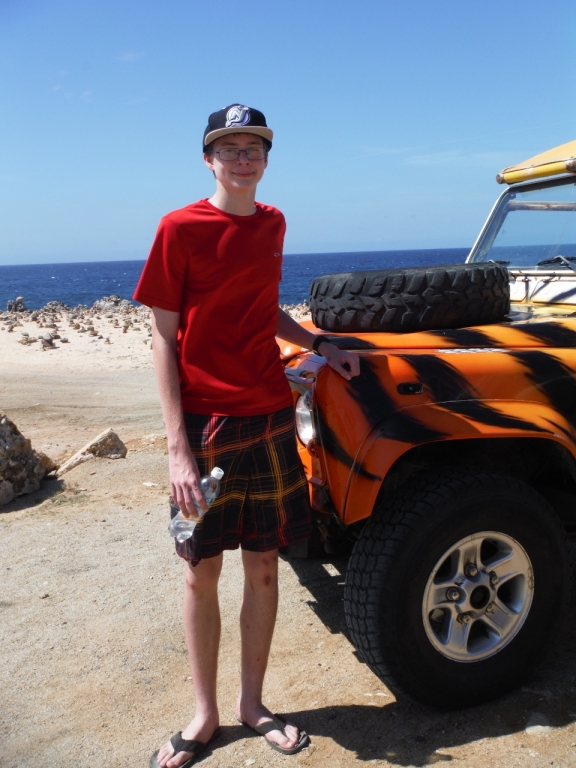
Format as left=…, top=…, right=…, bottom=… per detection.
left=173, top=406, right=312, bottom=566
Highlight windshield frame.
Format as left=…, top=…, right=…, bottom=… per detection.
left=467, top=174, right=576, bottom=267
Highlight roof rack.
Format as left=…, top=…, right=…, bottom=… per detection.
left=497, top=139, right=576, bottom=185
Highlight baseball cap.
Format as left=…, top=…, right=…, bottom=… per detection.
left=203, top=104, right=273, bottom=151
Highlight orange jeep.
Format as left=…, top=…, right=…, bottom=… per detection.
left=279, top=140, right=576, bottom=709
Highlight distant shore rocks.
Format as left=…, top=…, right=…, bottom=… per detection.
left=92, top=295, right=134, bottom=312
left=6, top=296, right=26, bottom=313
left=1, top=294, right=153, bottom=347
left=1, top=296, right=311, bottom=339
left=3, top=294, right=138, bottom=316
left=0, top=412, right=57, bottom=507
left=280, top=301, right=310, bottom=320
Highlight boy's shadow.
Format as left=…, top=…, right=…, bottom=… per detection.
left=208, top=697, right=576, bottom=767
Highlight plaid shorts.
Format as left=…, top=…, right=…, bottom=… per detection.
left=172, top=406, right=312, bottom=566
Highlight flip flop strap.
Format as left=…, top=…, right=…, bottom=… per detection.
left=170, top=732, right=205, bottom=754
left=253, top=717, right=286, bottom=735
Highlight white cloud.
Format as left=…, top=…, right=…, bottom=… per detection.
left=117, top=52, right=142, bottom=62
left=357, top=146, right=409, bottom=156
left=406, top=150, right=510, bottom=168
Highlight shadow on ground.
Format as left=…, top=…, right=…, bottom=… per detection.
left=282, top=551, right=350, bottom=635
left=0, top=475, right=66, bottom=514
left=199, top=695, right=576, bottom=767
left=281, top=547, right=576, bottom=766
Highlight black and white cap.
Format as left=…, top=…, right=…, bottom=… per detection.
left=203, top=104, right=273, bottom=151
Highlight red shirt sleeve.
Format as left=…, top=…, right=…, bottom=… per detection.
left=133, top=216, right=187, bottom=311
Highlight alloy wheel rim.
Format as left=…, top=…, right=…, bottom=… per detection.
left=422, top=531, right=534, bottom=663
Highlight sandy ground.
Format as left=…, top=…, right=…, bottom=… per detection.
left=2, top=308, right=576, bottom=768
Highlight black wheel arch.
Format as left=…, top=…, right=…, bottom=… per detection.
left=365, top=436, right=576, bottom=538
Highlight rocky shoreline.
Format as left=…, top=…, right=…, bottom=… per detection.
left=1, top=296, right=311, bottom=349
left=1, top=294, right=311, bottom=376
left=2, top=295, right=311, bottom=353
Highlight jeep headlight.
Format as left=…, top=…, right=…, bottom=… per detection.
left=295, top=390, right=315, bottom=445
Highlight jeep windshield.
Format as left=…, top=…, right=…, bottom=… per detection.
left=468, top=176, right=576, bottom=269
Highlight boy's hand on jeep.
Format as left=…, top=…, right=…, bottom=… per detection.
left=320, top=342, right=360, bottom=380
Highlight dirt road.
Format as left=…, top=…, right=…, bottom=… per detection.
left=2, top=365, right=576, bottom=768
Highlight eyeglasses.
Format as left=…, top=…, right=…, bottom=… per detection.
left=213, top=147, right=267, bottom=161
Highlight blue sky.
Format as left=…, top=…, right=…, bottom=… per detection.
left=1, top=0, right=575, bottom=265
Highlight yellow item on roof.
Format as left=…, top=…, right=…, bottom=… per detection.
left=497, top=139, right=576, bottom=185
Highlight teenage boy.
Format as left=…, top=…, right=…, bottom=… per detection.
left=134, top=104, right=360, bottom=768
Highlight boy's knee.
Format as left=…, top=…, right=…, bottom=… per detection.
left=184, top=558, right=221, bottom=593
left=261, top=551, right=278, bottom=566
left=262, top=554, right=278, bottom=581
left=243, top=551, right=279, bottom=590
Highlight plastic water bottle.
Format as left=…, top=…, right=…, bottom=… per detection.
left=168, top=467, right=224, bottom=543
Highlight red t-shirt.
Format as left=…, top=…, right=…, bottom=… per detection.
left=133, top=199, right=293, bottom=416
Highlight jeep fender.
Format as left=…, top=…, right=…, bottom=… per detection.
left=342, top=400, right=576, bottom=525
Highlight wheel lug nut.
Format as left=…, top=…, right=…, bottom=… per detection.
left=489, top=571, right=499, bottom=585
left=446, top=588, right=460, bottom=602
left=464, top=564, right=479, bottom=578
left=486, top=603, right=495, bottom=613
left=458, top=613, right=471, bottom=624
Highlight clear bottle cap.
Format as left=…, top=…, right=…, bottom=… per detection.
left=211, top=467, right=224, bottom=480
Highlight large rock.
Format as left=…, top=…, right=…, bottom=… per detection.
left=56, top=428, right=127, bottom=477
left=0, top=413, right=57, bottom=507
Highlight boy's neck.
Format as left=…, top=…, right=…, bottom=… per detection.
left=208, top=187, right=258, bottom=216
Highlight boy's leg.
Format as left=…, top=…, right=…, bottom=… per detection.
left=155, top=553, right=223, bottom=768
left=236, top=548, right=300, bottom=751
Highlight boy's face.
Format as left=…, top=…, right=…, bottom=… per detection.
left=204, top=133, right=268, bottom=192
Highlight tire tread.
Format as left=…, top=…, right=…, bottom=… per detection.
left=311, top=263, right=510, bottom=333
left=343, top=467, right=572, bottom=707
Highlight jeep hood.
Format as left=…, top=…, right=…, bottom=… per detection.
left=278, top=312, right=576, bottom=358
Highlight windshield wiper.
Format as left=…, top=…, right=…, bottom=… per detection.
left=536, top=255, right=576, bottom=273
left=487, top=259, right=510, bottom=264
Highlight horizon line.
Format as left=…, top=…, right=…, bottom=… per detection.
left=0, top=245, right=472, bottom=268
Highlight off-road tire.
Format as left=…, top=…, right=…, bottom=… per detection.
left=310, top=263, right=510, bottom=333
left=344, top=468, right=571, bottom=709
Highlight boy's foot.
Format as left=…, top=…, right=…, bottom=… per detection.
left=152, top=716, right=221, bottom=768
left=236, top=703, right=303, bottom=752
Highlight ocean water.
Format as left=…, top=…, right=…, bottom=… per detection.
left=0, top=248, right=469, bottom=311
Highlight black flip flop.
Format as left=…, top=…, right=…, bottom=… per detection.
left=149, top=726, right=222, bottom=768
left=239, top=714, right=310, bottom=755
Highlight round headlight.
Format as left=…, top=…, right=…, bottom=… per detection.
left=295, top=391, right=315, bottom=445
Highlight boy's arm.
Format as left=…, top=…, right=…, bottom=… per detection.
left=276, top=308, right=360, bottom=380
left=151, top=307, right=209, bottom=517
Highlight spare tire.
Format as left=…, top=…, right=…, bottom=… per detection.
left=309, top=263, right=510, bottom=333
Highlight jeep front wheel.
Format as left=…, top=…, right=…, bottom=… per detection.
left=344, top=468, right=571, bottom=709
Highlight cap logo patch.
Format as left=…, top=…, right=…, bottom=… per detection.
left=225, top=105, right=251, bottom=128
